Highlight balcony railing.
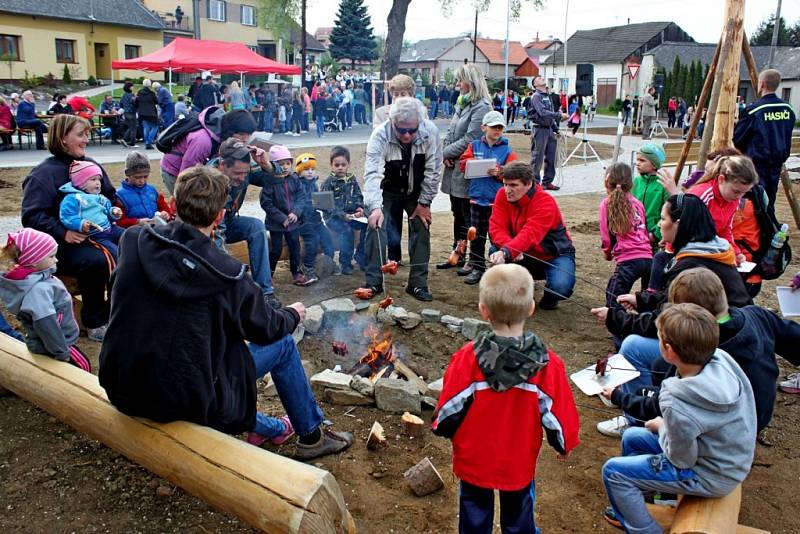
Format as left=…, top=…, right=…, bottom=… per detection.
left=153, top=11, right=192, bottom=31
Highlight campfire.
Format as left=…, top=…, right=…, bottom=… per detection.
left=347, top=325, right=397, bottom=381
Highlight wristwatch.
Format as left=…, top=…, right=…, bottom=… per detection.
left=418, top=202, right=430, bottom=208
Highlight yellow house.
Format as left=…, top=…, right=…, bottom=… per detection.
left=0, top=0, right=164, bottom=82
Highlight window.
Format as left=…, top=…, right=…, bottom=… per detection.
left=0, top=34, right=20, bottom=61
left=782, top=88, right=792, bottom=102
left=241, top=5, right=255, bottom=26
left=208, top=0, right=226, bottom=22
left=124, top=45, right=141, bottom=59
left=55, top=39, right=76, bottom=63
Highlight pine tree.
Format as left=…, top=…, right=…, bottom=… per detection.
left=668, top=56, right=681, bottom=98
left=676, top=62, right=688, bottom=101
left=329, top=0, right=378, bottom=67
left=689, top=60, right=699, bottom=104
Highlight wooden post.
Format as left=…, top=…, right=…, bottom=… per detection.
left=673, top=39, right=721, bottom=182
left=710, top=0, right=746, bottom=151
left=697, top=36, right=730, bottom=165
left=781, top=166, right=800, bottom=229
left=404, top=457, right=444, bottom=497
left=0, top=336, right=354, bottom=534
left=741, top=37, right=761, bottom=98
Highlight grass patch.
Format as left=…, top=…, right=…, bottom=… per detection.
left=87, top=85, right=192, bottom=109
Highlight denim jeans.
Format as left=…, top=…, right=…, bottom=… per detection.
left=302, top=112, right=309, bottom=131
left=516, top=252, right=577, bottom=308
left=299, top=222, right=334, bottom=270
left=0, top=312, right=23, bottom=341
left=429, top=101, right=438, bottom=120
left=284, top=108, right=293, bottom=133
left=142, top=119, right=158, bottom=146
left=261, top=110, right=274, bottom=132
left=224, top=215, right=274, bottom=295
left=459, top=480, right=540, bottom=534
left=603, top=427, right=708, bottom=534
left=161, top=169, right=178, bottom=196
left=250, top=334, right=324, bottom=437
left=327, top=218, right=366, bottom=269
left=606, top=258, right=652, bottom=307
left=354, top=104, right=366, bottom=124
left=619, top=335, right=661, bottom=393
left=316, top=114, right=325, bottom=137
left=346, top=103, right=353, bottom=127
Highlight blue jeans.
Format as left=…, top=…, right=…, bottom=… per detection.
left=346, top=103, right=353, bottom=127
left=619, top=335, right=661, bottom=393
left=316, top=114, right=325, bottom=137
left=261, top=110, right=274, bottom=132
left=327, top=218, right=366, bottom=269
left=459, top=480, right=540, bottom=534
left=250, top=334, right=324, bottom=437
left=142, top=119, right=158, bottom=145
left=284, top=108, right=293, bottom=133
left=224, top=215, right=274, bottom=295
left=0, top=312, right=23, bottom=341
left=300, top=221, right=334, bottom=270
left=160, top=104, right=175, bottom=127
left=517, top=252, right=576, bottom=308
left=429, top=101, right=438, bottom=120
left=603, top=427, right=708, bottom=534
left=606, top=258, right=652, bottom=307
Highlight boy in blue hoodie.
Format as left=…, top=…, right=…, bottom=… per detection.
left=295, top=152, right=334, bottom=283
left=458, top=110, right=517, bottom=285
left=602, top=303, right=757, bottom=533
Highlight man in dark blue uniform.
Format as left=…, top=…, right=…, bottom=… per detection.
left=527, top=76, right=568, bottom=190
left=734, top=69, right=796, bottom=211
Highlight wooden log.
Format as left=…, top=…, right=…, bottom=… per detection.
left=781, top=166, right=800, bottom=229
left=710, top=0, right=746, bottom=151
left=741, top=36, right=761, bottom=99
left=366, top=421, right=386, bottom=450
left=697, top=35, right=729, bottom=165
left=645, top=501, right=769, bottom=533
left=393, top=359, right=429, bottom=396
left=404, top=457, right=444, bottom=497
left=400, top=412, right=426, bottom=437
left=0, top=335, right=354, bottom=534
left=670, top=484, right=742, bottom=534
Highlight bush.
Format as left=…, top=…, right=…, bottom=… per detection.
left=608, top=98, right=623, bottom=113
left=21, top=70, right=43, bottom=88
left=42, top=72, right=58, bottom=88
left=87, top=75, right=97, bottom=86
left=62, top=64, right=72, bottom=84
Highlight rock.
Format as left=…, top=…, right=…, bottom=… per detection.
left=426, top=377, right=443, bottom=399
left=354, top=301, right=371, bottom=312
left=301, top=360, right=315, bottom=380
left=303, top=305, right=324, bottom=334
left=321, top=298, right=356, bottom=326
left=315, top=254, right=336, bottom=278
left=310, top=369, right=353, bottom=395
left=440, top=315, right=463, bottom=327
left=461, top=317, right=490, bottom=339
left=447, top=324, right=462, bottom=333
left=421, top=309, right=441, bottom=322
left=156, top=485, right=174, bottom=498
left=350, top=375, right=375, bottom=397
left=291, top=323, right=305, bottom=344
left=323, top=388, right=374, bottom=406
left=263, top=373, right=278, bottom=397
left=397, top=311, right=422, bottom=330
left=421, top=396, right=438, bottom=410
left=374, top=378, right=421, bottom=414
left=377, top=304, right=406, bottom=324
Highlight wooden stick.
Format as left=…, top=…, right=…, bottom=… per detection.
left=366, top=421, right=386, bottom=450
left=710, top=0, right=746, bottom=151
left=781, top=166, right=800, bottom=229
left=393, top=359, right=429, bottom=396
left=741, top=36, right=761, bottom=99
left=403, top=457, right=444, bottom=497
left=697, top=33, right=730, bottom=165
left=674, top=38, right=721, bottom=183
left=0, top=336, right=354, bottom=534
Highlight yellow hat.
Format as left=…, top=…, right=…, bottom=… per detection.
left=295, top=153, right=317, bottom=173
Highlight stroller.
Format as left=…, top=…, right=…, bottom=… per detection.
left=323, top=105, right=343, bottom=132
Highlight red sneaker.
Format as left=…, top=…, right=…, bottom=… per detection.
left=270, top=415, right=295, bottom=445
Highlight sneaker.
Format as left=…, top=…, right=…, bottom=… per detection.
left=542, top=183, right=560, bottom=191
left=264, top=293, right=283, bottom=309
left=779, top=372, right=800, bottom=394
left=340, top=265, right=353, bottom=275
left=87, top=325, right=107, bottom=342
left=406, top=285, right=433, bottom=302
left=270, top=415, right=295, bottom=445
left=293, top=273, right=313, bottom=286
left=464, top=270, right=483, bottom=285
left=119, top=139, right=129, bottom=148
left=332, top=263, right=342, bottom=276
left=597, top=416, right=630, bottom=437
left=294, top=428, right=354, bottom=460
left=436, top=259, right=464, bottom=269
left=145, top=144, right=154, bottom=150
left=456, top=264, right=474, bottom=276
left=304, top=274, right=319, bottom=285
left=603, top=506, right=623, bottom=529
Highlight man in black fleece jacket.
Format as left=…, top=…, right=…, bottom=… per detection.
left=99, top=166, right=352, bottom=460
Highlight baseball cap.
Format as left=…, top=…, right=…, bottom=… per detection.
left=482, top=110, right=506, bottom=128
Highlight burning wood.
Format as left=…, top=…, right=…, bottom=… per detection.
left=331, top=341, right=348, bottom=357
left=380, top=261, right=399, bottom=275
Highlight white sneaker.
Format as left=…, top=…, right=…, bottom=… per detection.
left=779, top=372, right=800, bottom=395
left=87, top=325, right=108, bottom=342
left=597, top=416, right=630, bottom=437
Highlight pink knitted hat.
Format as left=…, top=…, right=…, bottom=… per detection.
left=69, top=160, right=103, bottom=189
left=7, top=228, right=58, bottom=267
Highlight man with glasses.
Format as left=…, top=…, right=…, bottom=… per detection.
left=362, top=97, right=443, bottom=301
left=527, top=77, right=568, bottom=191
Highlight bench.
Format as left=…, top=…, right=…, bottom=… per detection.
left=55, top=275, right=85, bottom=333
left=661, top=140, right=701, bottom=174
left=16, top=127, right=35, bottom=149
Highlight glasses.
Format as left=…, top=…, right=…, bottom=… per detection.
left=395, top=126, right=418, bottom=135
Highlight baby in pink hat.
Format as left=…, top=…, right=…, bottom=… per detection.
left=0, top=228, right=91, bottom=370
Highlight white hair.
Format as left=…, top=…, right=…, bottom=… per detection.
left=142, top=78, right=152, bottom=87
left=152, top=81, right=161, bottom=89
left=389, top=97, right=425, bottom=124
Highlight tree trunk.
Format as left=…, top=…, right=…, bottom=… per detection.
left=384, top=0, right=412, bottom=79
left=711, top=0, right=746, bottom=151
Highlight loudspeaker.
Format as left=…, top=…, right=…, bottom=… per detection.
left=576, top=63, right=594, bottom=96
left=653, top=73, right=665, bottom=94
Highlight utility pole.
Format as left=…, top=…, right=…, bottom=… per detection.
left=768, top=0, right=782, bottom=68
left=502, top=0, right=510, bottom=118
left=472, top=9, right=478, bottom=63
left=301, top=0, right=307, bottom=77
left=563, top=0, right=569, bottom=95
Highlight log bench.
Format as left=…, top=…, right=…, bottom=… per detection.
left=646, top=484, right=769, bottom=533
left=55, top=274, right=84, bottom=333
left=0, top=333, right=355, bottom=533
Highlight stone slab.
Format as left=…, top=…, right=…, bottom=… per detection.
left=323, top=388, right=374, bottom=406
left=350, top=375, right=375, bottom=397
left=461, top=317, right=491, bottom=339
left=426, top=377, right=443, bottom=399
left=303, top=305, right=324, bottom=334
left=441, top=315, right=463, bottom=327
left=374, top=378, right=421, bottom=415
left=310, top=369, right=354, bottom=395
left=421, top=309, right=441, bottom=322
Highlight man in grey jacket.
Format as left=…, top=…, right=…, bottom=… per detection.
left=528, top=77, right=567, bottom=190
left=641, top=86, right=657, bottom=140
left=363, top=97, right=442, bottom=301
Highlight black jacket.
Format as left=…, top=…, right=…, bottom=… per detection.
left=194, top=83, right=219, bottom=111
left=98, top=223, right=299, bottom=434
left=260, top=173, right=307, bottom=232
left=136, top=87, right=158, bottom=119
left=733, top=93, right=796, bottom=172
left=298, top=176, right=323, bottom=225
left=320, top=172, right=364, bottom=221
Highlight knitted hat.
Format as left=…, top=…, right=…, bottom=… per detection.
left=638, top=143, right=665, bottom=170
left=69, top=160, right=102, bottom=189
left=295, top=153, right=317, bottom=173
left=125, top=151, right=151, bottom=176
left=7, top=228, right=58, bottom=268
left=268, top=145, right=292, bottom=162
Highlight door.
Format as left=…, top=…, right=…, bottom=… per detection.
left=597, top=78, right=617, bottom=108
left=94, top=43, right=111, bottom=80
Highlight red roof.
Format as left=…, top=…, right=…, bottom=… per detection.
left=525, top=39, right=557, bottom=50
left=515, top=56, right=540, bottom=77
left=475, top=38, right=527, bottom=65
left=111, top=37, right=301, bottom=75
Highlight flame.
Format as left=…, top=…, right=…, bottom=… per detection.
left=359, top=324, right=395, bottom=369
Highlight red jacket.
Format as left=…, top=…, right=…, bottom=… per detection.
left=432, top=341, right=580, bottom=490
left=489, top=185, right=575, bottom=261
left=688, top=180, right=739, bottom=254
left=114, top=193, right=175, bottom=228
left=0, top=103, right=12, bottom=130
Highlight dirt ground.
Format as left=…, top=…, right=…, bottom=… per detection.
left=0, top=151, right=798, bottom=533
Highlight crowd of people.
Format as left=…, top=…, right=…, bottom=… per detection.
left=0, top=62, right=798, bottom=533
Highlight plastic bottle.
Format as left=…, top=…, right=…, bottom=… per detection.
left=761, top=223, right=789, bottom=277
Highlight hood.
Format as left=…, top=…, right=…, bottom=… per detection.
left=675, top=237, right=736, bottom=266
left=473, top=331, right=549, bottom=392
left=135, top=222, right=247, bottom=300
left=718, top=307, right=760, bottom=362
left=0, top=266, right=57, bottom=315
left=198, top=106, right=225, bottom=143
left=58, top=182, right=84, bottom=194
left=661, top=349, right=745, bottom=412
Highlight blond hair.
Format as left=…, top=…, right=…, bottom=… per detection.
left=47, top=114, right=92, bottom=157
left=759, top=69, right=781, bottom=92
left=704, top=155, right=759, bottom=187
left=656, top=303, right=718, bottom=366
left=388, top=74, right=415, bottom=97
left=479, top=264, right=534, bottom=325
left=667, top=267, right=728, bottom=318
left=605, top=162, right=635, bottom=236
left=174, top=166, right=229, bottom=227
left=455, top=63, right=491, bottom=103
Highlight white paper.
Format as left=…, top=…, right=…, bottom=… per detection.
left=570, top=354, right=641, bottom=397
left=352, top=216, right=368, bottom=224
left=465, top=158, right=497, bottom=179
left=737, top=261, right=756, bottom=273
left=776, top=286, right=800, bottom=317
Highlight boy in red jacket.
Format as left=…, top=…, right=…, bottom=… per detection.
left=432, top=264, right=580, bottom=533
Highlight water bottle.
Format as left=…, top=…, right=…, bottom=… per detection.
left=761, top=223, right=789, bottom=277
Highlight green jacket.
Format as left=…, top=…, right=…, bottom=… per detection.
left=631, top=173, right=670, bottom=242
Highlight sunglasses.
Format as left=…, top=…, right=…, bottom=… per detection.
left=395, top=126, right=418, bottom=135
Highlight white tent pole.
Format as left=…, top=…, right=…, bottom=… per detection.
left=169, top=67, right=173, bottom=95
left=502, top=0, right=510, bottom=119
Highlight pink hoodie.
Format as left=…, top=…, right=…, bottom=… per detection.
left=599, top=193, right=653, bottom=263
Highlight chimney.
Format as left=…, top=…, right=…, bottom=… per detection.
left=535, top=32, right=539, bottom=42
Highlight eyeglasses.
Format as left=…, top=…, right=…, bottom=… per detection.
left=395, top=126, right=418, bottom=135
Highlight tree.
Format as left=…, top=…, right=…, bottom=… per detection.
left=256, top=0, right=301, bottom=43
left=676, top=62, right=688, bottom=102
left=749, top=15, right=796, bottom=47
left=329, top=0, right=378, bottom=67
left=62, top=63, right=72, bottom=84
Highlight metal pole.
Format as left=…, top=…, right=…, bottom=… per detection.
left=767, top=0, right=782, bottom=68
left=472, top=9, right=478, bottom=63
left=168, top=67, right=173, bottom=96
left=502, top=0, right=510, bottom=119
left=563, top=0, right=569, bottom=94
left=301, top=0, right=307, bottom=79
left=612, top=111, right=623, bottom=162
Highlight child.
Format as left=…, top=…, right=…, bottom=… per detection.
left=601, top=303, right=756, bottom=532
left=59, top=160, right=124, bottom=258
left=432, top=264, right=580, bottom=534
left=681, top=147, right=742, bottom=189
left=567, top=95, right=581, bottom=136
left=295, top=152, right=334, bottom=284
left=0, top=229, right=91, bottom=368
left=116, top=151, right=175, bottom=228
left=260, top=145, right=309, bottom=286
left=321, top=146, right=366, bottom=275
left=599, top=162, right=653, bottom=306
left=457, top=110, right=518, bottom=285
left=631, top=143, right=674, bottom=250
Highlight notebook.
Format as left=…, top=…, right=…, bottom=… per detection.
left=312, top=191, right=334, bottom=211
left=464, top=158, right=497, bottom=179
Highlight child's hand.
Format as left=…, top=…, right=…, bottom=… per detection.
left=282, top=219, right=290, bottom=228
left=487, top=165, right=501, bottom=177
left=616, top=294, right=637, bottom=311
left=137, top=218, right=152, bottom=226
left=791, top=272, right=800, bottom=292
left=601, top=386, right=616, bottom=400
left=591, top=307, right=609, bottom=323
left=81, top=221, right=92, bottom=233
left=657, top=170, right=680, bottom=196
left=489, top=250, right=506, bottom=265
left=735, top=253, right=746, bottom=266
left=645, top=417, right=663, bottom=433
left=287, top=213, right=298, bottom=224
left=354, top=207, right=364, bottom=218
left=156, top=211, right=170, bottom=220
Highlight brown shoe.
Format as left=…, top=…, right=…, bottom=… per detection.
left=294, top=429, right=354, bottom=460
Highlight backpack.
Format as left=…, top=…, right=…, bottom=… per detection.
left=155, top=115, right=203, bottom=154
left=737, top=185, right=792, bottom=280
